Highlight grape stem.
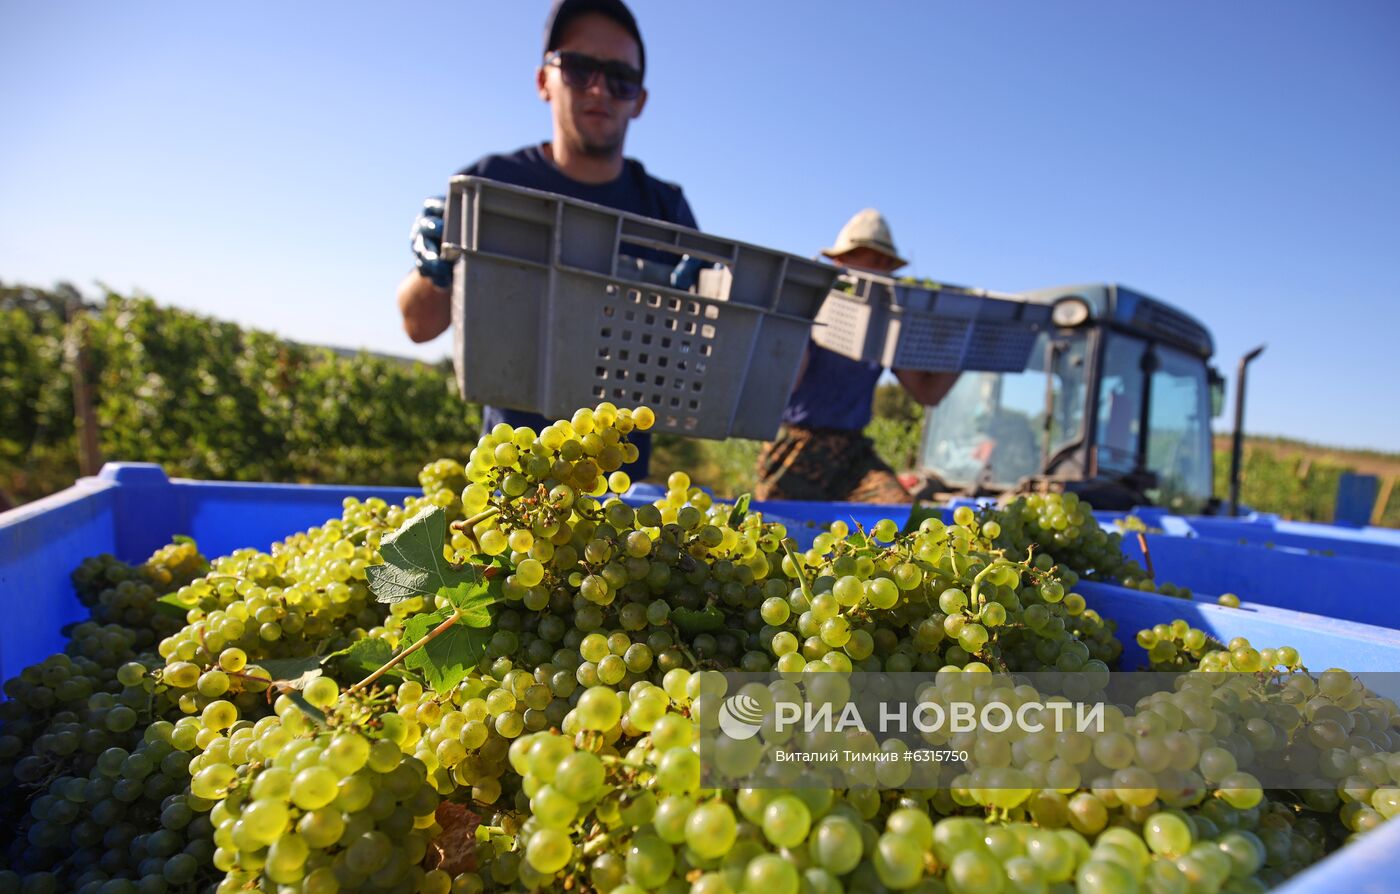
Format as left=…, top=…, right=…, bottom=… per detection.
left=350, top=609, right=460, bottom=693
left=451, top=506, right=501, bottom=533
left=969, top=560, right=1000, bottom=609
left=780, top=538, right=813, bottom=603
left=1135, top=531, right=1155, bottom=580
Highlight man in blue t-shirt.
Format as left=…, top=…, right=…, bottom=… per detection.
left=756, top=210, right=960, bottom=503
left=396, top=0, right=697, bottom=479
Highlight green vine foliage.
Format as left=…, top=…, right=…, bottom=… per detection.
left=1, top=282, right=479, bottom=503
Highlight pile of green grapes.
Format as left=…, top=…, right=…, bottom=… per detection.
left=973, top=494, right=1193, bottom=599
left=1, top=403, right=1397, bottom=894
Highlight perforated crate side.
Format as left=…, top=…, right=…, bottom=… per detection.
left=962, top=319, right=1043, bottom=372
left=542, top=271, right=769, bottom=438
left=444, top=176, right=836, bottom=439
left=887, top=310, right=972, bottom=371
left=812, top=291, right=883, bottom=362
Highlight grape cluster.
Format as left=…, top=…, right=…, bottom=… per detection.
left=72, top=539, right=208, bottom=639
left=1, top=403, right=1398, bottom=894
left=187, top=682, right=443, bottom=893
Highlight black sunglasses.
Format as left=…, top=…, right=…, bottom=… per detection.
left=544, top=50, right=643, bottom=101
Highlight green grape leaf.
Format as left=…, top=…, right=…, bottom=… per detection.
left=401, top=608, right=492, bottom=692
left=325, top=637, right=408, bottom=685
left=727, top=493, right=752, bottom=528
left=367, top=506, right=490, bottom=604
left=259, top=656, right=324, bottom=689
left=437, top=555, right=506, bottom=619
left=154, top=592, right=192, bottom=621
left=286, top=691, right=329, bottom=728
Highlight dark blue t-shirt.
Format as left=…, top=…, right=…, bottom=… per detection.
left=781, top=343, right=884, bottom=431
left=457, top=144, right=698, bottom=478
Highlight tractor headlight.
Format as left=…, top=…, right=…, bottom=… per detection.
left=1051, top=296, right=1092, bottom=328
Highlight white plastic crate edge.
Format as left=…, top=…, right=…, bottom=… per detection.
left=440, top=176, right=840, bottom=440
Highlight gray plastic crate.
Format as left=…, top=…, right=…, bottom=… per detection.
left=812, top=272, right=1051, bottom=373
left=439, top=177, right=839, bottom=440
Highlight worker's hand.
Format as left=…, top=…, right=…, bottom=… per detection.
left=410, top=196, right=452, bottom=290
left=670, top=254, right=709, bottom=291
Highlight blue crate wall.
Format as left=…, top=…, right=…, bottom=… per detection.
left=0, top=464, right=418, bottom=681
left=1117, top=534, right=1400, bottom=629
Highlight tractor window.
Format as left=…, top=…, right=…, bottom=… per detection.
left=919, top=331, right=1088, bottom=488
left=1094, top=335, right=1147, bottom=477
left=1145, top=345, right=1213, bottom=512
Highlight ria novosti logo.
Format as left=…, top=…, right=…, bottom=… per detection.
left=717, top=692, right=767, bottom=740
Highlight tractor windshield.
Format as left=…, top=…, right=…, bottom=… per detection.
left=918, top=331, right=1089, bottom=489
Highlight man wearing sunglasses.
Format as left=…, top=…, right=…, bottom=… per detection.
left=397, top=0, right=697, bottom=480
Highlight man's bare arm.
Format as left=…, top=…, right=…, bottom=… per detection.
left=397, top=271, right=452, bottom=343
left=893, top=368, right=960, bottom=406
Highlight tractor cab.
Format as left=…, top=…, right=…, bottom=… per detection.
left=916, top=283, right=1224, bottom=513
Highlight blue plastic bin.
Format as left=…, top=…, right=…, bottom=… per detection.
left=2, top=465, right=1399, bottom=888
left=0, top=464, right=421, bottom=683
left=1115, top=534, right=1400, bottom=630
left=1077, top=581, right=1400, bottom=673
left=1157, top=515, right=1400, bottom=565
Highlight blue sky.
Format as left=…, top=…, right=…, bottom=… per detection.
left=2, top=1, right=1397, bottom=451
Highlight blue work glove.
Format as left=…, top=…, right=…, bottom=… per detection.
left=670, top=254, right=709, bottom=291
left=410, top=196, right=452, bottom=289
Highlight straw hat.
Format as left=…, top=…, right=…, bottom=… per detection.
left=820, top=208, right=907, bottom=269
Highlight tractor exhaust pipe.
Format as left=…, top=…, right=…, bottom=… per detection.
left=1228, top=345, right=1266, bottom=517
